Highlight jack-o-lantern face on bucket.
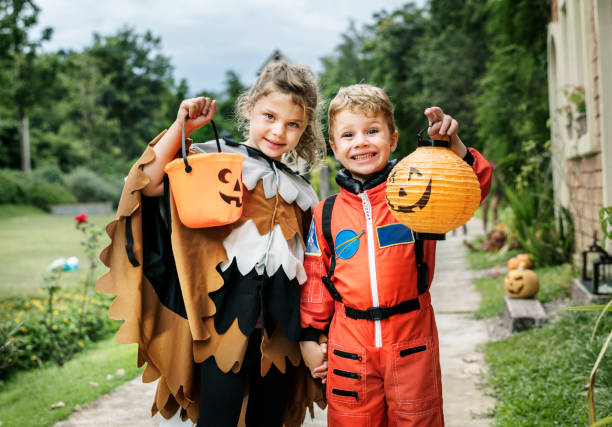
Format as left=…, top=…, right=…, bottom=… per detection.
left=164, top=152, right=245, bottom=228
left=504, top=269, right=539, bottom=298
left=218, top=168, right=243, bottom=207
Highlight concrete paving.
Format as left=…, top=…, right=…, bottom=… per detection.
left=55, top=219, right=494, bottom=426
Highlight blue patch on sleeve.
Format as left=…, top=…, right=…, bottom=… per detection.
left=377, top=223, right=414, bottom=248
left=305, top=219, right=321, bottom=256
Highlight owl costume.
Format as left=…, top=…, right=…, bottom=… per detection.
left=96, top=131, right=324, bottom=425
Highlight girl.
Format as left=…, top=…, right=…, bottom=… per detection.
left=96, top=62, right=326, bottom=426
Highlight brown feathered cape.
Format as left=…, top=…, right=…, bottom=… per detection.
left=96, top=132, right=325, bottom=425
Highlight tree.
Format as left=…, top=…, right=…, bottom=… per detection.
left=0, top=0, right=54, bottom=172
left=86, top=27, right=174, bottom=161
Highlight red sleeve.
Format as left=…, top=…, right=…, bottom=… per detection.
left=468, top=147, right=493, bottom=203
left=300, top=205, right=335, bottom=339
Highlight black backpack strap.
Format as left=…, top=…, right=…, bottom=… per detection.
left=414, top=239, right=429, bottom=294
left=321, top=194, right=343, bottom=302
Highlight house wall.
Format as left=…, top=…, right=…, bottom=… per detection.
left=548, top=0, right=610, bottom=254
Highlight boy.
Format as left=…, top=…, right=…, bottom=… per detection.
left=299, top=84, right=492, bottom=426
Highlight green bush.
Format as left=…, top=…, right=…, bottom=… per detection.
left=0, top=169, right=76, bottom=209
left=30, top=164, right=66, bottom=186
left=0, top=284, right=118, bottom=379
left=28, top=182, right=77, bottom=209
left=0, top=169, right=28, bottom=204
left=64, top=168, right=122, bottom=205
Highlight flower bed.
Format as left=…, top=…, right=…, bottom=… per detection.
left=0, top=286, right=118, bottom=378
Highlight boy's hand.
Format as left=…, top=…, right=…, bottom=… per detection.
left=300, top=341, right=328, bottom=380
left=424, top=106, right=467, bottom=158
left=177, top=97, right=217, bottom=136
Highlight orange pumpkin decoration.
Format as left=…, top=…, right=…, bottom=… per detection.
left=507, top=254, right=534, bottom=270
left=386, top=131, right=481, bottom=239
left=164, top=121, right=244, bottom=228
left=504, top=267, right=539, bottom=298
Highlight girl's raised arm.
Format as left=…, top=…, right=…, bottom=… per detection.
left=142, top=97, right=217, bottom=196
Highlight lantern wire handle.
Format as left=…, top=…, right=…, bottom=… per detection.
left=181, top=117, right=222, bottom=173
left=416, top=126, right=452, bottom=148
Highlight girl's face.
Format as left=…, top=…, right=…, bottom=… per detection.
left=246, top=90, right=306, bottom=161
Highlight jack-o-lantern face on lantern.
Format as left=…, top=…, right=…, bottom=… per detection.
left=386, top=168, right=431, bottom=214
left=504, top=269, right=539, bottom=298
left=218, top=168, right=243, bottom=207
left=385, top=144, right=481, bottom=238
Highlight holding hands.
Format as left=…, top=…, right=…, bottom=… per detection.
left=424, top=106, right=467, bottom=158
left=300, top=341, right=328, bottom=383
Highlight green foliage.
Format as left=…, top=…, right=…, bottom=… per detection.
left=504, top=182, right=574, bottom=266
left=484, top=311, right=612, bottom=425
left=474, top=0, right=550, bottom=186
left=0, top=215, right=114, bottom=378
left=309, top=156, right=340, bottom=198
left=600, top=206, right=612, bottom=248
left=0, top=286, right=118, bottom=378
left=0, top=336, right=142, bottom=427
left=86, top=27, right=174, bottom=160
left=0, top=168, right=75, bottom=208
left=474, top=263, right=573, bottom=319
left=64, top=167, right=122, bottom=205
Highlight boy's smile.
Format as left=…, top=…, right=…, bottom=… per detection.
left=330, top=109, right=398, bottom=183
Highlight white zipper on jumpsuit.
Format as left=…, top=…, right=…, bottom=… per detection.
left=359, top=191, right=383, bottom=348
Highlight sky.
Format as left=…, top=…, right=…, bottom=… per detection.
left=34, top=0, right=421, bottom=95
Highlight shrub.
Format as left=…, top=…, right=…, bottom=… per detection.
left=0, top=169, right=76, bottom=209
left=64, top=168, right=122, bottom=205
left=28, top=182, right=77, bottom=209
left=0, top=169, right=28, bottom=204
left=0, top=286, right=118, bottom=378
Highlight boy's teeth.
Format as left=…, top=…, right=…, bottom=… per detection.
left=354, top=153, right=374, bottom=160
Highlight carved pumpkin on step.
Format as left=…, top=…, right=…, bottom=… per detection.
left=504, top=267, right=539, bottom=298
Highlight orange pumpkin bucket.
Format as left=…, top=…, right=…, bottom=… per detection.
left=386, top=127, right=481, bottom=240
left=164, top=120, right=244, bottom=228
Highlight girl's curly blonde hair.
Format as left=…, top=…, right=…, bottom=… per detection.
left=235, top=62, right=326, bottom=172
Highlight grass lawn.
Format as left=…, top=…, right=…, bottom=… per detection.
left=473, top=263, right=575, bottom=318
left=0, top=336, right=143, bottom=427
left=484, top=311, right=612, bottom=425
left=0, top=205, right=114, bottom=297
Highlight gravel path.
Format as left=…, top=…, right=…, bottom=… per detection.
left=54, top=218, right=495, bottom=426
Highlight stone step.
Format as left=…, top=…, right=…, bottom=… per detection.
left=503, top=295, right=547, bottom=332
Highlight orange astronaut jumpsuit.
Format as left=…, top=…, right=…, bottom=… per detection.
left=300, top=148, right=492, bottom=427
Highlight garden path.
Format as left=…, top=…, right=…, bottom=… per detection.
left=54, top=218, right=494, bottom=426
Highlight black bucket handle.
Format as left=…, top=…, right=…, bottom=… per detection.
left=181, top=118, right=221, bottom=173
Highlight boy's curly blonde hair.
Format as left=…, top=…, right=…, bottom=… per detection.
left=328, top=84, right=396, bottom=141
left=235, top=62, right=326, bottom=172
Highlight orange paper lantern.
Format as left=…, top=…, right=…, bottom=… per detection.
left=385, top=130, right=481, bottom=240
left=164, top=121, right=244, bottom=228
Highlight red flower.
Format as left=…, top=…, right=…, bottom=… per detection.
left=75, top=213, right=88, bottom=226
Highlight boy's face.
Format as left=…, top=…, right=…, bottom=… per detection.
left=330, top=109, right=398, bottom=183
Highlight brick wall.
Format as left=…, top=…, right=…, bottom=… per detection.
left=567, top=153, right=603, bottom=251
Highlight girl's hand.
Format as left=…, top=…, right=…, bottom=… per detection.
left=178, top=97, right=217, bottom=136
left=300, top=341, right=327, bottom=374
left=424, top=106, right=467, bottom=158
left=311, top=360, right=328, bottom=383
